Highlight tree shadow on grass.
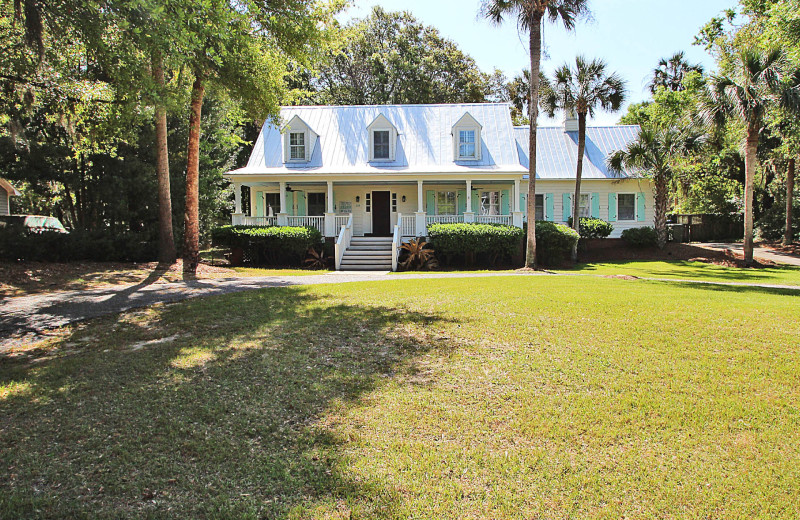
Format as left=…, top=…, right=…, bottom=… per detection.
left=573, top=260, right=800, bottom=285
left=0, top=286, right=457, bottom=519
left=651, top=279, right=800, bottom=298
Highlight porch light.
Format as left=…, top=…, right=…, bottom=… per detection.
left=356, top=196, right=360, bottom=202
left=402, top=195, right=406, bottom=202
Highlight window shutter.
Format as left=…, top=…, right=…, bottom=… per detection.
left=563, top=193, right=572, bottom=221
left=591, top=193, right=600, bottom=218
left=608, top=193, right=617, bottom=222
left=471, top=190, right=480, bottom=213
left=545, top=193, right=554, bottom=221
left=296, top=191, right=306, bottom=216
left=636, top=192, right=646, bottom=222
left=332, top=190, right=336, bottom=213
left=501, top=190, right=510, bottom=215
left=457, top=190, right=467, bottom=215
left=256, top=192, right=264, bottom=217
left=426, top=190, right=435, bottom=216
left=519, top=192, right=526, bottom=213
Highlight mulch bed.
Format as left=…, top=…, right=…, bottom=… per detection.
left=579, top=239, right=777, bottom=268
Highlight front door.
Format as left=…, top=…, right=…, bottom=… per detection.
left=371, top=191, right=391, bottom=236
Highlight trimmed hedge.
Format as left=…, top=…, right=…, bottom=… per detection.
left=0, top=226, right=158, bottom=262
left=427, top=223, right=524, bottom=266
left=621, top=226, right=658, bottom=248
left=567, top=217, right=614, bottom=239
left=211, top=225, right=322, bottom=266
left=533, top=221, right=580, bottom=266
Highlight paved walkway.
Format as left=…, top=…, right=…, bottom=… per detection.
left=696, top=242, right=800, bottom=266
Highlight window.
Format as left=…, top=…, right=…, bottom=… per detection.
left=437, top=191, right=457, bottom=215
left=307, top=192, right=325, bottom=217
left=480, top=191, right=500, bottom=215
left=365, top=193, right=372, bottom=213
left=458, top=130, right=476, bottom=159
left=373, top=130, right=390, bottom=160
left=391, top=193, right=397, bottom=212
left=535, top=194, right=544, bottom=221
left=579, top=193, right=590, bottom=218
left=264, top=193, right=281, bottom=215
left=289, top=132, right=305, bottom=160
left=618, top=193, right=636, bottom=220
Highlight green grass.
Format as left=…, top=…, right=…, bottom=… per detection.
left=2, top=276, right=799, bottom=518
left=232, top=267, right=333, bottom=277
left=559, top=260, right=800, bottom=286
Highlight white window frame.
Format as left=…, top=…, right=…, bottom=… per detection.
left=306, top=191, right=327, bottom=217
left=458, top=129, right=477, bottom=160
left=534, top=194, right=544, bottom=221
left=479, top=190, right=501, bottom=216
left=264, top=192, right=281, bottom=216
left=578, top=193, right=590, bottom=219
left=617, top=192, right=636, bottom=221
left=452, top=112, right=482, bottom=162
left=283, top=116, right=315, bottom=164
left=289, top=132, right=306, bottom=161
left=436, top=191, right=457, bottom=215
left=372, top=130, right=391, bottom=161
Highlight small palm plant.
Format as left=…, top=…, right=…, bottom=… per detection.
left=399, top=239, right=438, bottom=271
left=303, top=247, right=331, bottom=269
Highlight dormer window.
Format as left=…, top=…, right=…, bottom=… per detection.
left=289, top=132, right=305, bottom=160
left=373, top=130, right=390, bottom=160
left=368, top=114, right=398, bottom=162
left=283, top=115, right=317, bottom=163
left=458, top=130, right=476, bottom=159
left=452, top=112, right=482, bottom=161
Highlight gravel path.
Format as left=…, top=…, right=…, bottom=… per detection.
left=2, top=270, right=797, bottom=350
left=694, top=242, right=800, bottom=266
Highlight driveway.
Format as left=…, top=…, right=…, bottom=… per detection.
left=696, top=243, right=800, bottom=266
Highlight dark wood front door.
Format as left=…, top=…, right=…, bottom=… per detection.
left=371, top=191, right=391, bottom=236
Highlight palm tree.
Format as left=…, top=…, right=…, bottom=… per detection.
left=609, top=125, right=700, bottom=248
left=541, top=56, right=626, bottom=233
left=701, top=47, right=800, bottom=264
left=481, top=0, right=590, bottom=268
left=649, top=51, right=704, bottom=94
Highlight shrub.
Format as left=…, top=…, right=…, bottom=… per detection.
left=211, top=225, right=323, bottom=266
left=621, top=226, right=658, bottom=248
left=399, top=238, right=437, bottom=271
left=533, top=221, right=580, bottom=266
left=427, top=223, right=524, bottom=266
left=567, top=217, right=614, bottom=239
left=0, top=226, right=157, bottom=262
left=757, top=195, right=799, bottom=241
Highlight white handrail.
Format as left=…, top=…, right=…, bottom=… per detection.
left=334, top=213, right=353, bottom=270
left=392, top=213, right=402, bottom=272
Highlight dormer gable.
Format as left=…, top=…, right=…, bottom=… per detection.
left=452, top=112, right=482, bottom=161
left=282, top=115, right=317, bottom=163
left=367, top=114, right=398, bottom=162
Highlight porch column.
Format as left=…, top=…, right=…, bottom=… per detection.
left=512, top=179, right=524, bottom=228
left=232, top=182, right=243, bottom=225
left=324, top=181, right=336, bottom=237
left=463, top=179, right=475, bottom=223
left=415, top=179, right=426, bottom=237
left=277, top=182, right=288, bottom=226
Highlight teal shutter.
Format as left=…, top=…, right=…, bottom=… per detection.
left=501, top=190, right=510, bottom=215
left=426, top=190, right=435, bottom=216
left=255, top=192, right=264, bottom=217
left=332, top=190, right=336, bottom=213
left=563, top=193, right=572, bottom=221
left=296, top=191, right=306, bottom=216
left=545, top=193, right=554, bottom=221
left=591, top=193, right=600, bottom=218
left=636, top=192, right=646, bottom=222
left=471, top=190, right=480, bottom=213
left=457, top=190, right=467, bottom=215
left=608, top=193, right=617, bottom=222
left=520, top=192, right=526, bottom=213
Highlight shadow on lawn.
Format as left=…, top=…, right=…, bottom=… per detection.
left=574, top=260, right=800, bottom=284
left=0, top=286, right=456, bottom=519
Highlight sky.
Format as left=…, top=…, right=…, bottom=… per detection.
left=342, top=0, right=737, bottom=126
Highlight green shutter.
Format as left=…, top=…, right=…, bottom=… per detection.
left=255, top=192, right=264, bottom=217
left=563, top=193, right=572, bottom=221
left=520, top=192, right=526, bottom=213
left=591, top=192, right=600, bottom=218
left=637, top=192, right=646, bottom=222
left=545, top=193, right=554, bottom=221
left=471, top=190, right=480, bottom=213
left=457, top=190, right=467, bottom=215
left=608, top=193, right=617, bottom=222
left=426, top=190, right=435, bottom=216
left=501, top=190, right=510, bottom=214
left=296, top=191, right=306, bottom=216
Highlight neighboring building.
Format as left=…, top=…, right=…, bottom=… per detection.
left=0, top=178, right=20, bottom=216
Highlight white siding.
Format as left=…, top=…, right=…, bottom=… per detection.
left=0, top=191, right=8, bottom=216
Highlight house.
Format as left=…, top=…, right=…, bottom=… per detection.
left=0, top=178, right=20, bottom=216
left=224, top=103, right=653, bottom=269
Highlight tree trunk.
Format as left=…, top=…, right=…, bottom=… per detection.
left=654, top=171, right=669, bottom=248
left=183, top=73, right=205, bottom=274
left=743, top=126, right=758, bottom=265
left=785, top=157, right=795, bottom=246
left=152, top=50, right=176, bottom=264
left=525, top=11, right=544, bottom=269
left=572, top=111, right=587, bottom=233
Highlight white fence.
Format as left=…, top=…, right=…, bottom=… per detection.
left=287, top=216, right=325, bottom=234
left=335, top=214, right=354, bottom=270
left=476, top=215, right=513, bottom=226
left=242, top=216, right=277, bottom=226
left=426, top=215, right=464, bottom=225
left=335, top=215, right=350, bottom=229
left=400, top=214, right=416, bottom=237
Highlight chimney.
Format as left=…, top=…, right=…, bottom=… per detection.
left=563, top=111, right=579, bottom=133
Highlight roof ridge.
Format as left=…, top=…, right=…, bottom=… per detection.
left=283, top=102, right=512, bottom=109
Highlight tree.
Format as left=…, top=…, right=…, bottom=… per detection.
left=609, top=125, right=701, bottom=248
left=649, top=51, right=704, bottom=94
left=481, top=0, right=590, bottom=269
left=541, top=56, right=626, bottom=234
left=701, top=47, right=800, bottom=264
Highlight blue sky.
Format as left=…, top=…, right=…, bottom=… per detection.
left=343, top=0, right=736, bottom=125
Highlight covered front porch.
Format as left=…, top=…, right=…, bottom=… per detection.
left=231, top=178, right=527, bottom=238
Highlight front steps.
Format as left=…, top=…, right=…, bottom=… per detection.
left=339, top=237, right=393, bottom=271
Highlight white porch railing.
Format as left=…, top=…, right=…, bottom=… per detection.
left=400, top=214, right=416, bottom=237
left=287, top=216, right=325, bottom=234
left=334, top=214, right=354, bottom=271
left=476, top=215, right=513, bottom=226
left=242, top=216, right=277, bottom=227
left=335, top=215, right=349, bottom=229
left=426, top=215, right=464, bottom=225
left=391, top=216, right=402, bottom=272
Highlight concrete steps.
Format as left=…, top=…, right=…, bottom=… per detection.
left=340, top=236, right=393, bottom=271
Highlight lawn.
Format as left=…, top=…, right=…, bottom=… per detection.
left=1, top=276, right=799, bottom=518
left=560, top=260, right=800, bottom=286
